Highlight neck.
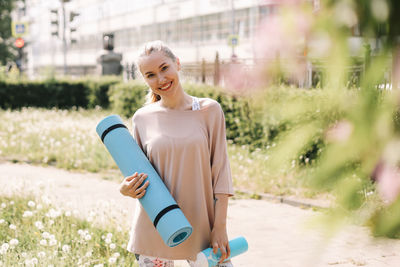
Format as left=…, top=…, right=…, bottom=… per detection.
left=160, top=85, right=192, bottom=110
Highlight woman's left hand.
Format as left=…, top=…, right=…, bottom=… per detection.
left=210, top=223, right=231, bottom=264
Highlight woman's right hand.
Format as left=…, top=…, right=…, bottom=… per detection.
left=119, top=172, right=149, bottom=199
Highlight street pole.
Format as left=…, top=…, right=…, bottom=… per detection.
left=230, top=0, right=235, bottom=58
left=62, top=0, right=67, bottom=75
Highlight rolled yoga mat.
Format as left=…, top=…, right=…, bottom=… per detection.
left=194, top=236, right=248, bottom=267
left=96, top=114, right=192, bottom=247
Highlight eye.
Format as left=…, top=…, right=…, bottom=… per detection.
left=146, top=73, right=154, bottom=78
left=161, top=65, right=169, bottom=71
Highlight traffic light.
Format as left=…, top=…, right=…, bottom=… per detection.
left=50, top=9, right=59, bottom=37
left=69, top=11, right=79, bottom=44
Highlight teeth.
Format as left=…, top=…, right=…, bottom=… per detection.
left=160, top=82, right=171, bottom=90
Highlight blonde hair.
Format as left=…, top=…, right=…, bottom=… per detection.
left=137, top=40, right=177, bottom=104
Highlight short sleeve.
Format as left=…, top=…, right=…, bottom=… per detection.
left=132, top=114, right=144, bottom=151
left=209, top=103, right=234, bottom=196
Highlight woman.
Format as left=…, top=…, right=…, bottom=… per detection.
left=119, top=40, right=234, bottom=267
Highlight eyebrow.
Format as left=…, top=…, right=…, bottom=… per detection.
left=145, top=62, right=167, bottom=75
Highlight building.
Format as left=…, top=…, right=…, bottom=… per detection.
left=16, top=0, right=282, bottom=79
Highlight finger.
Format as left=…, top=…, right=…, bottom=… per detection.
left=136, top=189, right=146, bottom=199
left=218, top=245, right=227, bottom=263
left=125, top=172, right=138, bottom=181
left=226, top=243, right=231, bottom=259
left=212, top=242, right=218, bottom=255
left=134, top=182, right=148, bottom=194
left=129, top=174, right=146, bottom=189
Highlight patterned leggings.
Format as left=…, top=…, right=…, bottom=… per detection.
left=135, top=254, right=233, bottom=267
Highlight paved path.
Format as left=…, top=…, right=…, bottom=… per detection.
left=1, top=162, right=400, bottom=266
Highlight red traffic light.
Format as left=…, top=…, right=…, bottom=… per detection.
left=15, top=38, right=25, bottom=48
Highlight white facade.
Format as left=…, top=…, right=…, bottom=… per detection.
left=19, top=0, right=280, bottom=77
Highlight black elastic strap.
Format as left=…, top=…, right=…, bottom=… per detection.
left=101, top=124, right=127, bottom=142
left=153, top=204, right=180, bottom=228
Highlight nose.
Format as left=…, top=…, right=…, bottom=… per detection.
left=158, top=74, right=167, bottom=84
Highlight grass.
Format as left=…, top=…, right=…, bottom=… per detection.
left=0, top=107, right=317, bottom=198
left=0, top=194, right=137, bottom=266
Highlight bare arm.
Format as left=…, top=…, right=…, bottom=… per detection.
left=211, top=193, right=230, bottom=264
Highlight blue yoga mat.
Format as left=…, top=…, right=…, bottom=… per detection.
left=195, top=236, right=248, bottom=267
left=96, top=114, right=192, bottom=247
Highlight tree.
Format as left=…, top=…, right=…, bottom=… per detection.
left=0, top=0, right=16, bottom=65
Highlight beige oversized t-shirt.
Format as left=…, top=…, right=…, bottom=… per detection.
left=127, top=97, right=234, bottom=261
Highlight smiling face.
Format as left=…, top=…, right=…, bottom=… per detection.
left=138, top=50, right=182, bottom=99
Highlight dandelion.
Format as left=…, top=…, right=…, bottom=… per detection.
left=40, top=239, right=47, bottom=246
left=49, top=239, right=57, bottom=246
left=108, top=257, right=117, bottom=264
left=94, top=264, right=104, bottom=267
left=49, top=220, right=54, bottom=225
left=0, top=219, right=5, bottom=225
left=10, top=201, right=14, bottom=205
left=36, top=204, right=43, bottom=210
left=109, top=243, right=116, bottom=250
left=42, top=232, right=50, bottom=239
left=21, top=252, right=27, bottom=257
left=84, top=234, right=92, bottom=241
left=105, top=238, right=112, bottom=244
left=113, top=252, right=120, bottom=258
left=9, top=239, right=19, bottom=248
left=37, top=251, right=46, bottom=258
left=34, top=221, right=44, bottom=230
left=62, top=244, right=71, bottom=253
left=1, top=203, right=6, bottom=208
left=85, top=251, right=92, bottom=257
left=28, top=201, right=36, bottom=208
left=9, top=224, right=16, bottom=230
left=23, top=211, right=34, bottom=217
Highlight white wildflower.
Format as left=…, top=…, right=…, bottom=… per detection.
left=85, top=251, right=92, bottom=257
left=1, top=203, right=6, bottom=208
left=37, top=251, right=46, bottom=258
left=65, top=211, right=71, bottom=217
left=36, top=204, right=43, bottom=210
left=39, top=239, right=47, bottom=246
left=42, top=232, right=50, bottom=239
left=109, top=243, right=116, bottom=250
left=49, top=219, right=54, bottom=225
left=9, top=224, right=16, bottom=230
left=108, top=257, right=117, bottom=264
left=49, top=239, right=57, bottom=246
left=9, top=239, right=19, bottom=247
left=34, top=221, right=43, bottom=230
left=94, top=264, right=104, bottom=267
left=23, top=211, right=33, bottom=217
left=84, top=234, right=92, bottom=241
left=1, top=243, right=9, bottom=252
left=106, top=233, right=113, bottom=240
left=62, top=244, right=70, bottom=253
left=105, top=238, right=112, bottom=244
left=0, top=219, right=5, bottom=225
left=28, top=201, right=36, bottom=208
left=113, top=252, right=120, bottom=258
left=10, top=201, right=14, bottom=205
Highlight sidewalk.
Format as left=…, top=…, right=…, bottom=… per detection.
left=1, top=162, right=400, bottom=266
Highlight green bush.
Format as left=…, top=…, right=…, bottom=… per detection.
left=0, top=77, right=121, bottom=109
left=108, top=81, right=148, bottom=118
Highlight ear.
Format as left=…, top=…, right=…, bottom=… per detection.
left=176, top=57, right=181, bottom=71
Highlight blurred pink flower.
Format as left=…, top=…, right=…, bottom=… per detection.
left=325, top=120, right=353, bottom=142
left=222, top=63, right=259, bottom=94
left=374, top=162, right=400, bottom=203
left=253, top=2, right=312, bottom=85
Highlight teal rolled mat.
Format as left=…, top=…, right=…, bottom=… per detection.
left=96, top=114, right=192, bottom=247
left=194, top=236, right=248, bottom=267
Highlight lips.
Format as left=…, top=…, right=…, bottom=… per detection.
left=159, top=81, right=173, bottom=91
